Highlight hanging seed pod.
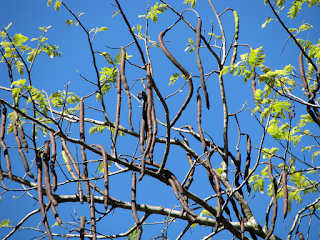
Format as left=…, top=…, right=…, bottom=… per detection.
left=230, top=10, right=239, bottom=65
left=120, top=47, right=134, bottom=131
left=282, top=170, right=288, bottom=220
left=17, top=123, right=28, bottom=153
left=196, top=18, right=209, bottom=109
left=94, top=144, right=109, bottom=210
left=43, top=141, right=58, bottom=206
left=0, top=106, right=12, bottom=181
left=49, top=131, right=57, bottom=192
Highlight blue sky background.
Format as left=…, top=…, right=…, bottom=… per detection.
left=0, top=1, right=320, bottom=239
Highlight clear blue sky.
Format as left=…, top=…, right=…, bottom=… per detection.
left=0, top=1, right=320, bottom=239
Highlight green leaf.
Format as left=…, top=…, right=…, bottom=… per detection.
left=184, top=0, right=197, bottom=8
left=0, top=219, right=12, bottom=227
left=65, top=20, right=74, bottom=27
left=54, top=0, right=61, bottom=11
left=13, top=33, right=28, bottom=46
left=98, top=26, right=108, bottom=32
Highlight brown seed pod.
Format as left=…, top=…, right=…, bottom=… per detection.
left=0, top=106, right=12, bottom=181
left=265, top=161, right=278, bottom=240
left=138, top=91, right=147, bottom=154
left=111, top=73, right=122, bottom=158
left=49, top=131, right=57, bottom=192
left=120, top=47, right=134, bottom=131
left=158, top=31, right=193, bottom=127
left=94, top=145, right=109, bottom=210
left=245, top=135, right=251, bottom=195
left=235, top=152, right=243, bottom=196
left=196, top=18, right=209, bottom=109
left=131, top=171, right=142, bottom=238
left=43, top=141, right=58, bottom=206
left=36, top=154, right=54, bottom=240
left=17, top=123, right=28, bottom=153
left=13, top=118, right=34, bottom=179
left=282, top=169, right=288, bottom=220
left=230, top=10, right=239, bottom=66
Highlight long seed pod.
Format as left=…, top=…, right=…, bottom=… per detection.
left=79, top=98, right=91, bottom=203
left=167, top=176, right=195, bottom=222
left=49, top=131, right=57, bottom=192
left=80, top=216, right=86, bottom=240
left=230, top=10, right=239, bottom=65
left=149, top=103, right=157, bottom=163
left=43, top=141, right=58, bottom=206
left=94, top=145, right=109, bottom=210
left=196, top=19, right=209, bottom=109
left=265, top=161, right=278, bottom=240
left=111, top=73, right=122, bottom=158
left=17, top=122, right=28, bottom=153
left=120, top=47, right=134, bottom=131
left=282, top=169, right=288, bottom=220
left=148, top=65, right=157, bottom=163
left=138, top=91, right=147, bottom=154
left=36, top=154, right=54, bottom=240
left=61, top=149, right=78, bottom=180
left=0, top=106, right=12, bottom=181
left=158, top=31, right=193, bottom=127
left=61, top=138, right=81, bottom=178
left=196, top=93, right=207, bottom=152
left=89, top=193, right=97, bottom=240
left=235, top=152, right=243, bottom=196
left=13, top=118, right=34, bottom=179
left=182, top=135, right=195, bottom=191
left=245, top=135, right=251, bottom=195
left=131, top=172, right=142, bottom=239
left=138, top=65, right=153, bottom=182
left=213, top=169, right=221, bottom=232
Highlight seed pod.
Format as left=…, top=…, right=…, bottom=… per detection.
left=245, top=135, right=251, bottom=195
left=282, top=170, right=288, bottom=220
left=120, top=47, right=134, bottom=131
left=265, top=161, right=278, bottom=240
left=131, top=171, right=142, bottom=239
left=0, top=106, right=12, bottom=181
left=36, top=154, right=54, bottom=240
left=13, top=118, right=34, bottom=179
left=196, top=18, right=209, bottom=109
left=17, top=123, right=28, bottom=153
left=49, top=131, right=57, bottom=192
left=111, top=73, right=121, bottom=158
left=235, top=152, right=243, bottom=196
left=138, top=91, right=147, bottom=154
left=94, top=145, right=109, bottom=210
left=231, top=10, right=239, bottom=65
left=61, top=150, right=78, bottom=180
left=158, top=30, right=193, bottom=127
left=43, top=141, right=58, bottom=206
